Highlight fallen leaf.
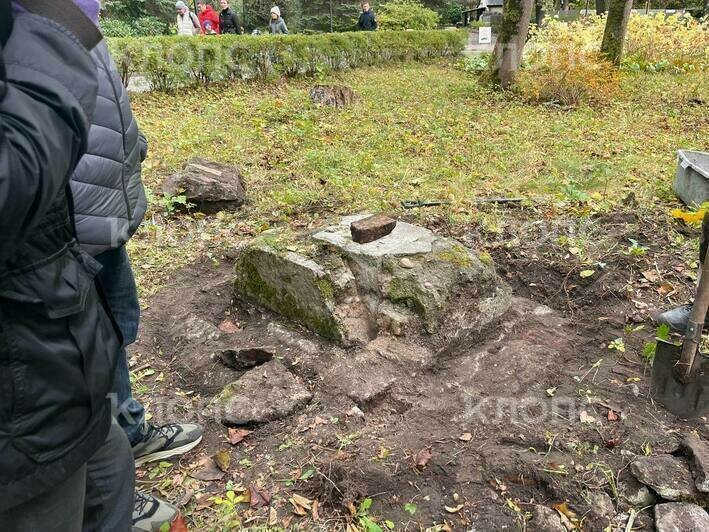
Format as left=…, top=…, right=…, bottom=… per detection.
left=213, top=450, right=231, bottom=472
left=546, top=387, right=557, bottom=397
left=553, top=502, right=580, bottom=530
left=290, top=499, right=308, bottom=516
left=415, top=446, right=433, bottom=469
left=312, top=499, right=320, bottom=521
left=227, top=428, right=253, bottom=445
left=291, top=494, right=312, bottom=510
left=177, top=488, right=194, bottom=507
left=658, top=282, right=675, bottom=296
left=218, top=319, right=240, bottom=333
left=641, top=270, right=659, bottom=283
left=268, top=507, right=278, bottom=526
left=190, top=457, right=225, bottom=481
left=281, top=516, right=293, bottom=528
left=459, top=433, right=473, bottom=442
left=169, top=514, right=189, bottom=532
left=580, top=269, right=595, bottom=278
left=445, top=504, right=464, bottom=513
left=607, top=409, right=619, bottom=421
left=249, top=484, right=271, bottom=509
left=345, top=501, right=357, bottom=516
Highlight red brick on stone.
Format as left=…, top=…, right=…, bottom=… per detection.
left=350, top=215, right=397, bottom=244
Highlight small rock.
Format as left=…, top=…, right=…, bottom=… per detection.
left=208, top=359, right=312, bottom=425
left=529, top=504, right=565, bottom=532
left=347, top=405, right=365, bottom=419
left=618, top=475, right=656, bottom=506
left=680, top=434, right=709, bottom=492
left=309, top=85, right=357, bottom=108
left=171, top=315, right=221, bottom=344
left=162, top=158, right=246, bottom=214
left=350, top=214, right=397, bottom=244
left=654, top=502, right=709, bottom=532
left=399, top=258, right=416, bottom=269
left=583, top=490, right=614, bottom=518
left=630, top=455, right=698, bottom=501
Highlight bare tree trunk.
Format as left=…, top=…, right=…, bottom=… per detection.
left=596, top=0, right=607, bottom=14
left=491, top=0, right=535, bottom=89
left=600, top=0, right=633, bottom=65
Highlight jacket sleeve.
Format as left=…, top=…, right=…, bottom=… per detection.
left=138, top=131, right=148, bottom=162
left=372, top=14, right=377, bottom=30
left=0, top=14, right=98, bottom=265
left=281, top=20, right=289, bottom=34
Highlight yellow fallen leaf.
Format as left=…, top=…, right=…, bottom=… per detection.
left=459, top=432, right=473, bottom=442
left=580, top=269, right=595, bottom=278
left=445, top=504, right=464, bottom=513
left=291, top=494, right=312, bottom=510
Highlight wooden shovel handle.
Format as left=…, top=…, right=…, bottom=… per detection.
left=676, top=234, right=709, bottom=382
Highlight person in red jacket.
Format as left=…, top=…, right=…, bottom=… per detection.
left=197, top=1, right=220, bottom=34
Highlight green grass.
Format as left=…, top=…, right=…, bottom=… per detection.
left=128, top=60, right=708, bottom=295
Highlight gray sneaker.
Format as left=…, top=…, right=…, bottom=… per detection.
left=132, top=492, right=179, bottom=532
left=132, top=422, right=203, bottom=467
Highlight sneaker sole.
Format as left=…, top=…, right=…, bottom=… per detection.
left=134, top=435, right=203, bottom=467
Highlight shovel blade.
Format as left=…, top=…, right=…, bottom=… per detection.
left=651, top=339, right=709, bottom=419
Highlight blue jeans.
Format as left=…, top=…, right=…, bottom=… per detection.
left=96, top=246, right=146, bottom=447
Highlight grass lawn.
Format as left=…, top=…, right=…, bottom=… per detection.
left=128, top=60, right=708, bottom=295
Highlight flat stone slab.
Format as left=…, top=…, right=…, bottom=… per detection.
left=680, top=434, right=709, bottom=492
left=631, top=455, right=698, bottom=501
left=162, top=158, right=246, bottom=214
left=208, top=359, right=312, bottom=425
left=655, top=502, right=709, bottom=532
left=313, top=214, right=437, bottom=258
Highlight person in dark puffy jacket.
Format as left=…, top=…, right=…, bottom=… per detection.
left=70, top=10, right=204, bottom=532
left=219, top=0, right=241, bottom=34
left=357, top=2, right=377, bottom=31
left=0, top=1, right=134, bottom=530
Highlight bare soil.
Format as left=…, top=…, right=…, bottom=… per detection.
left=130, top=207, right=707, bottom=531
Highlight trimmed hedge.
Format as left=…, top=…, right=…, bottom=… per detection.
left=107, top=30, right=466, bottom=90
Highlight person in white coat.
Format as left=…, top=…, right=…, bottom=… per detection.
left=175, top=1, right=201, bottom=35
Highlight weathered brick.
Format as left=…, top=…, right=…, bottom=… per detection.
left=350, top=215, right=397, bottom=244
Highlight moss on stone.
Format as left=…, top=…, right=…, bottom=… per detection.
left=315, top=277, right=335, bottom=300
left=478, top=251, right=493, bottom=267
left=387, top=276, right=438, bottom=332
left=434, top=243, right=473, bottom=268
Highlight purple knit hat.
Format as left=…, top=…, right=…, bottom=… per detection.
left=73, top=0, right=101, bottom=24
left=11, top=1, right=101, bottom=24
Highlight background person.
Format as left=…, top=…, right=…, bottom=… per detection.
left=68, top=3, right=205, bottom=531
left=268, top=5, right=288, bottom=34
left=219, top=0, right=241, bottom=34
left=175, top=0, right=201, bottom=35
left=198, top=1, right=221, bottom=34
left=0, top=1, right=134, bottom=530
left=358, top=2, right=377, bottom=31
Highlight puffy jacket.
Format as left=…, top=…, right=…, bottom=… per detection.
left=219, top=7, right=240, bottom=34
left=357, top=10, right=377, bottom=31
left=198, top=5, right=220, bottom=33
left=268, top=17, right=288, bottom=34
left=0, top=11, right=120, bottom=512
left=71, top=40, right=148, bottom=256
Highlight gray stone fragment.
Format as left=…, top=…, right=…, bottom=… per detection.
left=630, top=455, right=698, bottom=501
left=583, top=490, right=615, bottom=518
left=309, top=85, right=357, bottom=108
left=529, top=505, right=565, bottom=532
left=162, top=158, right=246, bottom=213
left=655, top=502, right=709, bottom=532
left=680, top=434, right=709, bottom=492
left=208, top=359, right=312, bottom=425
left=171, top=315, right=221, bottom=344
left=618, top=475, right=657, bottom=506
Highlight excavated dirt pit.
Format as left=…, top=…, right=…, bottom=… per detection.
left=131, top=211, right=708, bottom=531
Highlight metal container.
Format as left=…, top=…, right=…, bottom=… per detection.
left=674, top=150, right=709, bottom=207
